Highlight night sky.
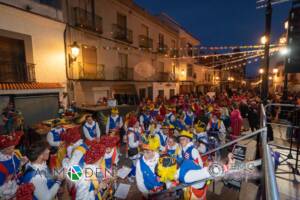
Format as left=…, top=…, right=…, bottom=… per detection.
left=134, top=0, right=293, bottom=77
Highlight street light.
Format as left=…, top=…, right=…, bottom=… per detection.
left=279, top=37, right=287, bottom=44
left=260, top=36, right=268, bottom=45
left=280, top=47, right=290, bottom=56
left=284, top=21, right=288, bottom=30
left=272, top=68, right=278, bottom=74
left=259, top=68, right=264, bottom=74
left=70, top=42, right=80, bottom=61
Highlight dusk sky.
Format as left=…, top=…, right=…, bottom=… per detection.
left=134, top=0, right=293, bottom=77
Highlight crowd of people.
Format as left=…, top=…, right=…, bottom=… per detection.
left=1, top=89, right=297, bottom=200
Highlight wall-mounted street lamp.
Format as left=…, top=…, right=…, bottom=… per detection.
left=272, top=68, right=278, bottom=74
left=260, top=35, right=268, bottom=45
left=70, top=42, right=80, bottom=62
left=259, top=68, right=264, bottom=74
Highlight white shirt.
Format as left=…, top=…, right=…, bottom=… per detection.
left=178, top=142, right=203, bottom=167
left=175, top=166, right=211, bottom=189
left=128, top=128, right=139, bottom=149
left=135, top=152, right=159, bottom=196
left=47, top=127, right=65, bottom=147
left=0, top=153, right=18, bottom=200
left=106, top=115, right=123, bottom=133
left=28, top=162, right=60, bottom=200
left=83, top=121, right=101, bottom=141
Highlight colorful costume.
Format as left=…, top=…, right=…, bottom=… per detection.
left=83, top=121, right=101, bottom=141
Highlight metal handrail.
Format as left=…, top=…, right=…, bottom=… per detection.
left=261, top=103, right=279, bottom=200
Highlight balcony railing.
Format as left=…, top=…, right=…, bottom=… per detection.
left=157, top=43, right=168, bottom=54
left=156, top=72, right=174, bottom=81
left=73, top=7, right=103, bottom=34
left=78, top=64, right=105, bottom=80
left=112, top=24, right=133, bottom=43
left=170, top=49, right=179, bottom=58
left=115, top=67, right=133, bottom=81
left=0, top=62, right=36, bottom=83
left=139, top=35, right=153, bottom=49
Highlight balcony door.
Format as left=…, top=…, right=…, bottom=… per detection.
left=0, top=35, right=26, bottom=82
left=141, top=24, right=149, bottom=37
left=82, top=45, right=97, bottom=78
left=117, top=13, right=127, bottom=28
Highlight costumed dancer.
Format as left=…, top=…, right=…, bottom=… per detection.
left=154, top=123, right=168, bottom=152
left=165, top=107, right=176, bottom=125
left=20, top=140, right=64, bottom=200
left=135, top=138, right=163, bottom=197
left=164, top=135, right=180, bottom=158
left=139, top=107, right=153, bottom=132
left=184, top=107, right=195, bottom=128
left=206, top=111, right=226, bottom=144
left=75, top=142, right=105, bottom=200
left=194, top=122, right=209, bottom=164
left=83, top=115, right=101, bottom=141
left=177, top=130, right=203, bottom=167
left=100, top=136, right=119, bottom=180
left=106, top=107, right=123, bottom=134
left=0, top=133, right=26, bottom=199
left=47, top=119, right=66, bottom=170
left=126, top=116, right=141, bottom=179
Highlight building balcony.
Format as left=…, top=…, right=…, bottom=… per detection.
left=73, top=7, right=103, bottom=34
left=156, top=72, right=174, bottom=82
left=157, top=43, right=168, bottom=54
left=139, top=35, right=153, bottom=49
left=170, top=49, right=179, bottom=58
left=0, top=62, right=36, bottom=83
left=112, top=24, right=133, bottom=43
left=114, top=67, right=133, bottom=81
left=78, top=64, right=105, bottom=80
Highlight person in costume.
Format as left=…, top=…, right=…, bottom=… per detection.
left=0, top=133, right=26, bottom=199
left=206, top=111, right=226, bottom=144
left=183, top=107, right=195, bottom=127
left=106, top=107, right=123, bottom=134
left=62, top=128, right=88, bottom=169
left=154, top=123, right=168, bottom=152
left=100, top=136, right=119, bottom=180
left=20, top=140, right=64, bottom=200
left=47, top=120, right=66, bottom=170
left=135, top=139, right=163, bottom=197
left=139, top=107, right=153, bottom=132
left=83, top=115, right=101, bottom=141
left=164, top=136, right=180, bottom=158
left=177, top=130, right=203, bottom=167
left=155, top=154, right=235, bottom=200
left=126, top=116, right=141, bottom=179
left=165, top=107, right=176, bottom=125
left=75, top=142, right=106, bottom=200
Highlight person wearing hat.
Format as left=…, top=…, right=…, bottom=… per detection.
left=47, top=119, right=65, bottom=148
left=83, top=115, right=101, bottom=142
left=99, top=136, right=119, bottom=180
left=183, top=107, right=195, bottom=127
left=20, top=140, right=64, bottom=200
left=177, top=130, right=203, bottom=167
left=106, top=107, right=123, bottom=134
left=139, top=107, right=153, bottom=132
left=206, top=110, right=226, bottom=144
left=154, top=123, right=169, bottom=152
left=135, top=139, right=163, bottom=197
left=0, top=133, right=26, bottom=199
left=75, top=143, right=105, bottom=200
left=164, top=135, right=180, bottom=158
left=126, top=116, right=141, bottom=179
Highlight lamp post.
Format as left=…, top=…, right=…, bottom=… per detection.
left=261, top=0, right=272, bottom=104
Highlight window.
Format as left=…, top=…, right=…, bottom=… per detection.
left=0, top=35, right=27, bottom=82
left=117, top=13, right=127, bottom=28
left=119, top=53, right=128, bottom=68
left=34, top=0, right=61, bottom=9
left=141, top=24, right=149, bottom=37
left=171, top=40, right=176, bottom=49
left=170, top=89, right=175, bottom=97
left=139, top=88, right=146, bottom=100
left=159, top=33, right=164, bottom=46
left=82, top=46, right=97, bottom=76
left=187, top=64, right=193, bottom=77
left=158, top=90, right=164, bottom=98
left=158, top=62, right=164, bottom=73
